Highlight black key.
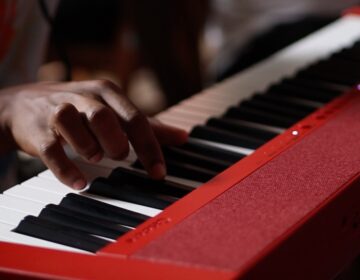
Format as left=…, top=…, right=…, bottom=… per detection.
left=88, top=177, right=177, bottom=210
left=108, top=167, right=192, bottom=198
left=333, top=48, right=360, bottom=63
left=133, top=158, right=217, bottom=183
left=288, top=76, right=348, bottom=95
left=165, top=159, right=218, bottom=182
left=162, top=146, right=231, bottom=173
left=207, top=117, right=278, bottom=141
left=14, top=216, right=109, bottom=253
left=240, top=99, right=309, bottom=120
left=39, top=204, right=129, bottom=240
left=251, top=93, right=317, bottom=113
left=268, top=83, right=334, bottom=103
left=225, top=106, right=296, bottom=128
left=300, top=58, right=360, bottom=86
left=60, top=193, right=149, bottom=228
left=190, top=125, right=266, bottom=150
left=182, top=138, right=244, bottom=164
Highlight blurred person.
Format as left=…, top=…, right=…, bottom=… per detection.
left=0, top=0, right=187, bottom=190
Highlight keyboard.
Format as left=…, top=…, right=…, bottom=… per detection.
left=2, top=13, right=360, bottom=279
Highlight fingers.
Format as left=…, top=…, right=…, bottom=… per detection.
left=52, top=103, right=103, bottom=163
left=37, top=134, right=87, bottom=190
left=60, top=94, right=130, bottom=161
left=49, top=80, right=185, bottom=180
left=86, top=105, right=129, bottom=160
left=149, top=118, right=188, bottom=146
left=124, top=113, right=166, bottom=180
left=88, top=81, right=167, bottom=179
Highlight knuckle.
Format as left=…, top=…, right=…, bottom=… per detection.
left=88, top=106, right=113, bottom=126
left=128, top=110, right=146, bottom=125
left=38, top=139, right=58, bottom=158
left=78, top=144, right=100, bottom=159
left=53, top=103, right=76, bottom=123
left=124, top=111, right=149, bottom=132
left=95, top=79, right=115, bottom=90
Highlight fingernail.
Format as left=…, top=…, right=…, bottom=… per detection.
left=73, top=179, right=87, bottom=190
left=89, top=152, right=103, bottom=163
left=151, top=162, right=166, bottom=179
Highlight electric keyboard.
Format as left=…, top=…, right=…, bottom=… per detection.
left=2, top=12, right=360, bottom=279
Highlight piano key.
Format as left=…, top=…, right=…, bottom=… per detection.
left=300, top=59, right=360, bottom=86
left=22, top=176, right=77, bottom=195
left=190, top=125, right=266, bottom=150
left=162, top=146, right=232, bottom=173
left=253, top=91, right=324, bottom=110
left=0, top=222, right=87, bottom=253
left=334, top=47, right=360, bottom=62
left=251, top=93, right=320, bottom=112
left=38, top=204, right=129, bottom=240
left=0, top=206, right=27, bottom=226
left=182, top=94, right=235, bottom=109
left=0, top=195, right=44, bottom=215
left=164, top=159, right=218, bottom=183
left=5, top=182, right=160, bottom=218
left=287, top=76, right=349, bottom=94
left=132, top=156, right=218, bottom=183
left=268, top=83, right=334, bottom=103
left=178, top=101, right=227, bottom=116
left=181, top=138, right=244, bottom=164
left=96, top=156, right=201, bottom=190
left=14, top=216, right=110, bottom=253
left=156, top=115, right=194, bottom=132
left=59, top=193, right=150, bottom=227
left=189, top=137, right=254, bottom=156
left=4, top=185, right=64, bottom=205
left=206, top=117, right=279, bottom=141
left=252, top=94, right=321, bottom=115
left=88, top=177, right=177, bottom=210
left=83, top=193, right=161, bottom=217
left=241, top=98, right=310, bottom=119
left=225, top=106, right=296, bottom=128
left=108, top=167, right=193, bottom=197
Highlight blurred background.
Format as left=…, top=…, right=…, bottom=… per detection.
left=38, top=0, right=359, bottom=115
left=18, top=0, right=359, bottom=183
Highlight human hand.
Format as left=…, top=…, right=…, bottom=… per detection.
left=0, top=80, right=188, bottom=189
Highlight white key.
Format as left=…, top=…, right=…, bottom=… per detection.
left=0, top=195, right=44, bottom=215
left=4, top=185, right=64, bottom=205
left=0, top=207, right=26, bottom=226
left=10, top=181, right=162, bottom=217
left=22, top=176, right=76, bottom=195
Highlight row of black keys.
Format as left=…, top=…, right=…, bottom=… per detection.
left=13, top=41, right=360, bottom=253
left=134, top=42, right=359, bottom=182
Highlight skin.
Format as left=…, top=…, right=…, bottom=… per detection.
left=0, top=80, right=188, bottom=190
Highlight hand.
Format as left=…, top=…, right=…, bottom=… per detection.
left=0, top=80, right=188, bottom=189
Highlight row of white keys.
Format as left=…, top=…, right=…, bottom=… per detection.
left=22, top=176, right=162, bottom=217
